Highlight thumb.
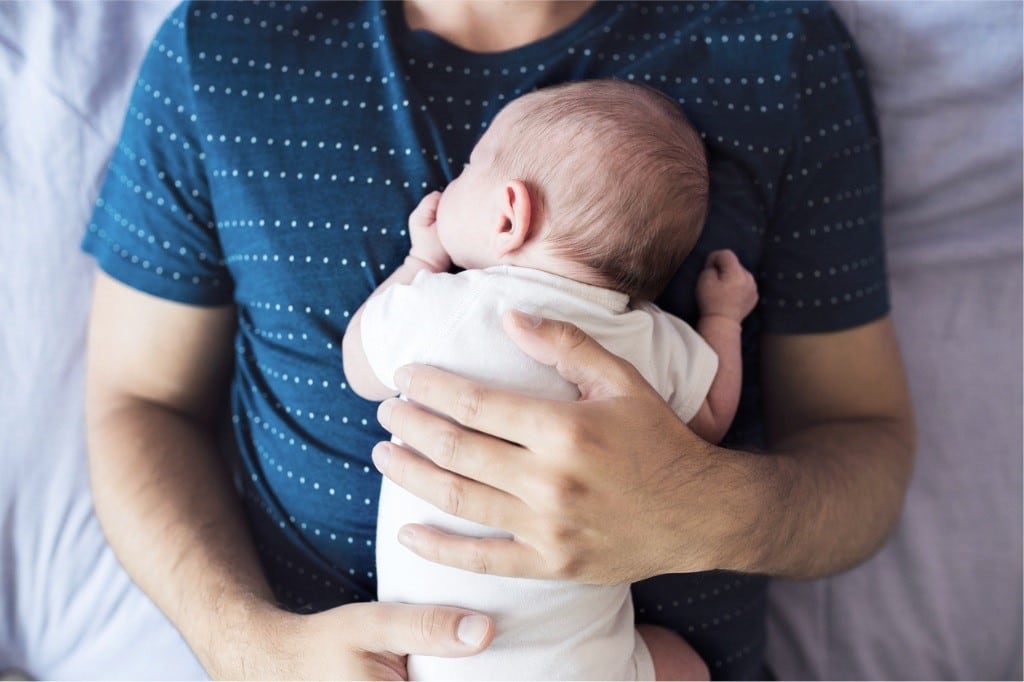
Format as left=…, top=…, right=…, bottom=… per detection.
left=353, top=602, right=493, bottom=658
left=502, top=309, right=639, bottom=400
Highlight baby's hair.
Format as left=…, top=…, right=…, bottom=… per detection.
left=490, top=80, right=709, bottom=300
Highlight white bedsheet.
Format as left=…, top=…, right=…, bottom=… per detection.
left=0, top=1, right=202, bottom=678
left=0, top=1, right=1020, bottom=679
left=767, top=3, right=1023, bottom=680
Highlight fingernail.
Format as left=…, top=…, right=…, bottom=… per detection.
left=510, top=309, right=542, bottom=329
left=394, top=366, right=411, bottom=392
left=456, top=615, right=490, bottom=648
left=376, top=399, right=393, bottom=428
left=397, top=526, right=417, bottom=548
left=371, top=443, right=391, bottom=471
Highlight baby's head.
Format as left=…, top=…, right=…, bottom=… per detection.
left=434, top=79, right=708, bottom=300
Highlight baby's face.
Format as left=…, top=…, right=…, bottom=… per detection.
left=434, top=106, right=516, bottom=269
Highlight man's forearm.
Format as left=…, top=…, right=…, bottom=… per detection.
left=713, top=415, right=914, bottom=579
left=87, top=398, right=279, bottom=676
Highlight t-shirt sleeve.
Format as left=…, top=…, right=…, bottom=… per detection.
left=643, top=305, right=719, bottom=424
left=759, top=5, right=889, bottom=333
left=80, top=2, right=232, bottom=306
left=359, top=270, right=478, bottom=392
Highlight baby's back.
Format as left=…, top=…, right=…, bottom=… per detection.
left=367, top=265, right=713, bottom=680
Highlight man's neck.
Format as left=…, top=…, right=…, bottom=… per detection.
left=403, top=1, right=594, bottom=53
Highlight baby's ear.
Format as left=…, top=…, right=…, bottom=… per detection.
left=495, top=179, right=533, bottom=256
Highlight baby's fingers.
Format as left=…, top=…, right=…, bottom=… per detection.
left=421, top=190, right=442, bottom=211
left=704, top=249, right=740, bottom=273
left=409, top=191, right=442, bottom=227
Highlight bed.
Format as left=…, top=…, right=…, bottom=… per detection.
left=1, top=1, right=1020, bottom=679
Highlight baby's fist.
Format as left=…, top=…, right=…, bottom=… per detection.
left=407, top=191, right=450, bottom=272
left=696, top=249, right=758, bottom=323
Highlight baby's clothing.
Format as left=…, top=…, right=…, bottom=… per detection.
left=362, top=265, right=717, bottom=680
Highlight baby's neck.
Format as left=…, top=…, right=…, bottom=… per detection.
left=489, top=249, right=612, bottom=291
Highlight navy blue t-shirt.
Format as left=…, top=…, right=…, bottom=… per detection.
left=82, top=2, right=887, bottom=678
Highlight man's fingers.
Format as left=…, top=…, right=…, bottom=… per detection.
left=396, top=524, right=544, bottom=579
left=392, top=363, right=549, bottom=445
left=348, top=601, right=494, bottom=656
left=377, top=397, right=532, bottom=496
left=502, top=310, right=639, bottom=400
left=373, top=441, right=527, bottom=531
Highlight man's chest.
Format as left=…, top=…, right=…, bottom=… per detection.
left=191, top=35, right=784, bottom=327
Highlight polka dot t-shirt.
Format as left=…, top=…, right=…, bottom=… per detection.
left=81, top=2, right=888, bottom=678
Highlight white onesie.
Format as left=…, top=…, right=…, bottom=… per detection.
left=361, top=265, right=718, bottom=681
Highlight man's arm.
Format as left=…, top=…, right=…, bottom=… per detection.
left=85, top=273, right=493, bottom=679
left=368, top=311, right=913, bottom=582
left=748, top=317, right=915, bottom=576
left=85, top=272, right=276, bottom=675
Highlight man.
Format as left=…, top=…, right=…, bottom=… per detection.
left=84, top=1, right=913, bottom=678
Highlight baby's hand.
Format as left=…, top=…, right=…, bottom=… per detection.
left=407, top=191, right=450, bottom=272
left=695, top=249, right=758, bottom=323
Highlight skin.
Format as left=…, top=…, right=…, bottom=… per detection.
left=83, top=6, right=610, bottom=680
left=691, top=249, right=759, bottom=442
left=373, top=313, right=914, bottom=583
left=403, top=0, right=594, bottom=53
left=344, top=168, right=745, bottom=678
left=86, top=273, right=496, bottom=679
left=344, top=117, right=757, bottom=444
left=84, top=0, right=915, bottom=678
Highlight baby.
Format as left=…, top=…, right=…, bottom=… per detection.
left=343, top=80, right=758, bottom=680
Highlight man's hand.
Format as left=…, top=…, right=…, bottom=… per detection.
left=371, top=310, right=914, bottom=583
left=371, top=310, right=747, bottom=584
left=408, top=191, right=450, bottom=272
left=212, top=600, right=493, bottom=680
left=87, top=275, right=495, bottom=681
